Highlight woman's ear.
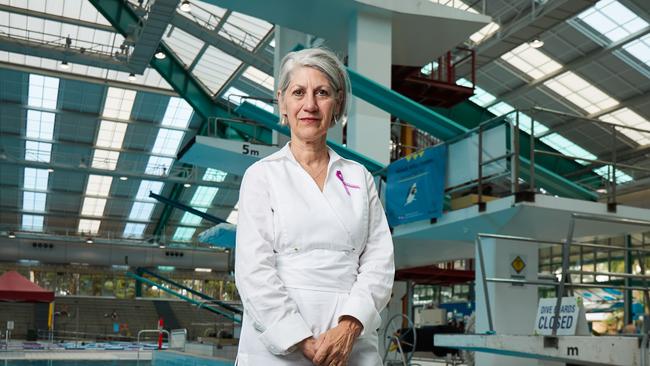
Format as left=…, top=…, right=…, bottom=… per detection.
left=277, top=90, right=285, bottom=115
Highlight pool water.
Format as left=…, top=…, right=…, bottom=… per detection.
left=0, top=362, right=151, bottom=366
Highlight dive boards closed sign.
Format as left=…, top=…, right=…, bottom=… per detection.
left=534, top=297, right=586, bottom=336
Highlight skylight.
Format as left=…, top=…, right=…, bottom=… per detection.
left=85, top=175, right=113, bottom=197
left=203, top=168, right=227, bottom=182
left=152, top=129, right=185, bottom=156
left=91, top=149, right=119, bottom=170
left=243, top=66, right=274, bottom=91
left=540, top=133, right=597, bottom=163
left=23, top=191, right=46, bottom=212
left=500, top=43, right=563, bottom=80
left=128, top=202, right=155, bottom=221
left=218, top=11, right=272, bottom=51
left=161, top=97, right=194, bottom=129
left=22, top=214, right=44, bottom=232
left=26, top=110, right=55, bottom=140
left=24, top=141, right=52, bottom=162
left=623, top=33, right=650, bottom=67
left=172, top=227, right=196, bottom=242
left=437, top=0, right=500, bottom=44
left=81, top=197, right=107, bottom=217
left=593, top=165, right=634, bottom=184
left=457, top=78, right=496, bottom=107
left=192, top=46, right=242, bottom=94
left=190, top=186, right=219, bottom=207
left=136, top=180, right=165, bottom=201
left=28, top=74, right=59, bottom=109
left=145, top=156, right=174, bottom=176
left=180, top=208, right=208, bottom=226
left=102, top=87, right=136, bottom=120
left=577, top=0, right=648, bottom=43
left=96, top=121, right=127, bottom=149
left=123, top=222, right=146, bottom=238
left=600, top=108, right=650, bottom=146
left=543, top=71, right=619, bottom=114
left=78, top=219, right=101, bottom=234
left=23, top=168, right=49, bottom=190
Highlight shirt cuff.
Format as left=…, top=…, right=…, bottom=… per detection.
left=338, top=295, right=381, bottom=336
left=258, top=312, right=313, bottom=355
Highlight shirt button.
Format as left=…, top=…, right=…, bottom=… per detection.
left=293, top=247, right=298, bottom=251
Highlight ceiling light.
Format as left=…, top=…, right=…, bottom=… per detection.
left=60, top=61, right=70, bottom=69
left=128, top=73, right=136, bottom=81
left=47, top=168, right=54, bottom=173
left=596, top=188, right=607, bottom=194
left=159, top=244, right=166, bottom=249
left=154, top=50, right=166, bottom=60
left=8, top=232, right=16, bottom=239
left=85, top=237, right=94, bottom=244
left=119, top=176, right=128, bottom=181
left=183, top=183, right=191, bottom=188
left=529, top=39, right=544, bottom=48
left=180, top=0, right=191, bottom=12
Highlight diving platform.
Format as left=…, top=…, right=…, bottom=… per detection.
left=435, top=334, right=648, bottom=366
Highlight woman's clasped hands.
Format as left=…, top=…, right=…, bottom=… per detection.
left=299, top=316, right=363, bottom=366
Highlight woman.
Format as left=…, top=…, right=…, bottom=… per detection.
left=235, top=48, right=394, bottom=366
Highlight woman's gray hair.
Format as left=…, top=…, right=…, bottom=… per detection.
left=276, top=48, right=351, bottom=127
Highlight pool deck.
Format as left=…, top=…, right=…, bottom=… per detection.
left=0, top=350, right=153, bottom=360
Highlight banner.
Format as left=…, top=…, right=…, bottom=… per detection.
left=386, top=144, right=447, bottom=227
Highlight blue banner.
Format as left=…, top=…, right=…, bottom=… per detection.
left=386, top=144, right=447, bottom=227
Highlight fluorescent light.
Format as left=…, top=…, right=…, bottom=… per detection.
left=183, top=183, right=191, bottom=188
left=529, top=39, right=544, bottom=48
left=180, top=0, right=191, bottom=12
left=119, top=176, right=128, bottom=181
left=155, top=50, right=166, bottom=60
left=85, top=237, right=94, bottom=244
left=158, top=266, right=175, bottom=271
left=8, top=232, right=16, bottom=239
left=195, top=268, right=212, bottom=273
left=47, top=168, right=54, bottom=173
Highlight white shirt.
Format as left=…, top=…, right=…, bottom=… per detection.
left=235, top=142, right=395, bottom=357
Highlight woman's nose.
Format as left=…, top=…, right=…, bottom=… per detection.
left=303, top=93, right=318, bottom=111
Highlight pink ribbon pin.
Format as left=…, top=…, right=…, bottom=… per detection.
left=336, top=170, right=360, bottom=195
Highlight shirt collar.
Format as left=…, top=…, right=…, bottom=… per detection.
left=280, top=141, right=342, bottom=167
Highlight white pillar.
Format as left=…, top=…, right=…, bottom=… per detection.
left=273, top=26, right=343, bottom=146
left=347, top=10, right=392, bottom=165
left=474, top=238, right=539, bottom=366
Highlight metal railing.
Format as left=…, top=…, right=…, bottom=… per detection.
left=137, top=328, right=169, bottom=361
left=476, top=213, right=650, bottom=338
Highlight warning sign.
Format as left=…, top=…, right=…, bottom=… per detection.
left=511, top=256, right=526, bottom=274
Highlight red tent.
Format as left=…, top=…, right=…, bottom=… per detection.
left=0, top=270, right=54, bottom=302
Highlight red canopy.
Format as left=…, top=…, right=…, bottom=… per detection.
left=0, top=270, right=54, bottom=302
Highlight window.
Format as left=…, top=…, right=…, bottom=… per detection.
left=203, top=168, right=227, bottom=182
left=600, top=108, right=650, bottom=146
left=96, top=121, right=127, bottom=149
left=85, top=175, right=113, bottom=196
left=129, top=202, right=155, bottom=221
left=91, top=149, right=120, bottom=170
left=22, top=214, right=44, bottom=231
left=102, top=87, right=136, bottom=120
left=145, top=156, right=173, bottom=176
left=78, top=219, right=101, bottom=234
left=180, top=208, right=208, bottom=226
left=151, top=129, right=185, bottom=156
left=26, top=110, right=55, bottom=140
left=577, top=0, right=648, bottom=43
left=28, top=74, right=59, bottom=109
left=23, top=168, right=49, bottom=191
left=161, top=97, right=193, bottom=129
left=25, top=141, right=52, bottom=162
left=544, top=71, right=619, bottom=114
left=23, top=191, right=46, bottom=212
left=243, top=66, right=274, bottom=91
left=81, top=197, right=107, bottom=217
left=500, top=43, right=562, bottom=80
left=136, top=180, right=164, bottom=201
left=172, top=227, right=196, bottom=242
left=190, top=186, right=219, bottom=207
left=123, top=222, right=146, bottom=238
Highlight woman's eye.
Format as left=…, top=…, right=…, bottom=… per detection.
left=316, top=89, right=330, bottom=97
left=292, top=89, right=304, bottom=96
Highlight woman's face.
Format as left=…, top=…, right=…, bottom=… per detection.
left=278, top=66, right=339, bottom=143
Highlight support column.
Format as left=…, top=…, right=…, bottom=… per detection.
left=347, top=10, right=392, bottom=165
left=474, top=238, right=539, bottom=366
left=272, top=26, right=343, bottom=146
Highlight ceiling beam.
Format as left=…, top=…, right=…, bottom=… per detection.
left=0, top=4, right=115, bottom=32
left=170, top=10, right=273, bottom=75
left=0, top=35, right=132, bottom=72
left=491, top=26, right=650, bottom=107
left=0, top=159, right=236, bottom=190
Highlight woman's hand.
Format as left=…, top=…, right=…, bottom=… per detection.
left=312, top=316, right=363, bottom=366
left=298, top=337, right=319, bottom=361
